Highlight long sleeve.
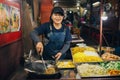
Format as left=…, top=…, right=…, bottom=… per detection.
left=59, top=25, right=72, bottom=54
left=30, top=22, right=50, bottom=44
left=30, top=30, right=41, bottom=44
left=60, top=41, right=71, bottom=54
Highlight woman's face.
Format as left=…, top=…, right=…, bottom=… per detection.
left=51, top=13, right=64, bottom=24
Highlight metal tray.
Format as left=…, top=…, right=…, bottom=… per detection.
left=71, top=48, right=103, bottom=63
left=75, top=61, right=120, bottom=78
left=56, top=60, right=75, bottom=70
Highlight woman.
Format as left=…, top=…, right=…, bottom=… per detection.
left=30, top=7, right=72, bottom=60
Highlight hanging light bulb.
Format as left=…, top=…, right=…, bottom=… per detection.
left=92, top=1, right=100, bottom=7
left=101, top=11, right=108, bottom=20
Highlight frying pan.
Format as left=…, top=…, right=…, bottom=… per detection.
left=24, top=60, right=61, bottom=79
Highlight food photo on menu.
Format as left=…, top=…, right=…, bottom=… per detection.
left=0, top=3, right=10, bottom=34
left=9, top=6, right=20, bottom=32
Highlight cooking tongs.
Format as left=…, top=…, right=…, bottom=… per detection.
left=39, top=52, right=47, bottom=70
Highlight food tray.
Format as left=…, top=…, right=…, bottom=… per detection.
left=76, top=61, right=120, bottom=78
left=71, top=47, right=103, bottom=63
left=56, top=60, right=75, bottom=69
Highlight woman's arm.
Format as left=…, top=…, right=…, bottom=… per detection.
left=30, top=22, right=49, bottom=43
left=30, top=30, right=43, bottom=55
left=60, top=26, right=72, bottom=54
left=30, top=30, right=41, bottom=44
left=60, top=41, right=71, bottom=54
left=30, top=23, right=47, bottom=55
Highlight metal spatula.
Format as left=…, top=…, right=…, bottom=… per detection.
left=39, top=52, right=47, bottom=70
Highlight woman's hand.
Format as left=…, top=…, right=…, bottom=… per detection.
left=55, top=52, right=62, bottom=60
left=36, top=42, right=43, bottom=55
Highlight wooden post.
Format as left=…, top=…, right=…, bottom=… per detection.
left=99, top=0, right=103, bottom=54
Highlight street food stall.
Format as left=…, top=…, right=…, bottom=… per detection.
left=5, top=40, right=119, bottom=80
left=0, top=0, right=120, bottom=80
left=22, top=43, right=120, bottom=79
left=10, top=43, right=120, bottom=80
left=10, top=0, right=120, bottom=79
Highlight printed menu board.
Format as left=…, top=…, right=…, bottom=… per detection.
left=0, top=3, right=20, bottom=33
left=0, top=1, right=21, bottom=47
